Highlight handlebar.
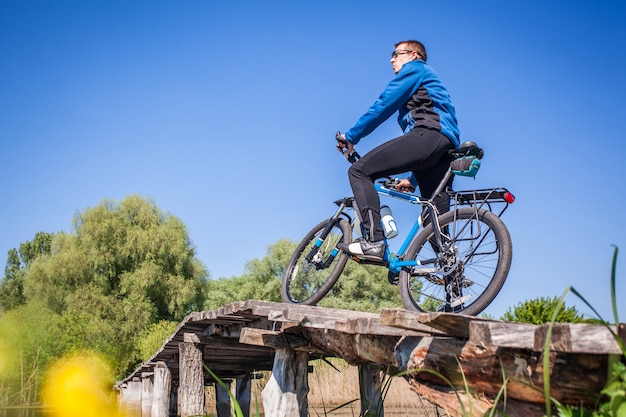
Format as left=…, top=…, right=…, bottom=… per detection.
left=335, top=131, right=361, bottom=163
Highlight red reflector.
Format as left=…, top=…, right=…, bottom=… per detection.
left=504, top=192, right=515, bottom=204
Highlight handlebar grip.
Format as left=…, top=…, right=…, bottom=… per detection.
left=335, top=131, right=360, bottom=163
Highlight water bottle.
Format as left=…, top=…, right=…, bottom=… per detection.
left=380, top=205, right=398, bottom=239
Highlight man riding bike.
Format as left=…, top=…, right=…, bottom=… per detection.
left=336, top=39, right=461, bottom=262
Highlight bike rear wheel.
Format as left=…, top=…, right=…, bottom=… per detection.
left=281, top=218, right=351, bottom=305
left=399, top=207, right=512, bottom=315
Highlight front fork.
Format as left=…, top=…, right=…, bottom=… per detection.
left=304, top=198, right=352, bottom=267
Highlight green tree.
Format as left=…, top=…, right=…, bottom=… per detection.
left=0, top=300, right=65, bottom=406
left=318, top=260, right=404, bottom=313
left=0, top=231, right=54, bottom=311
left=202, top=238, right=404, bottom=313
left=137, top=320, right=179, bottom=361
left=1, top=195, right=209, bottom=380
left=500, top=296, right=586, bottom=324
left=203, top=239, right=292, bottom=310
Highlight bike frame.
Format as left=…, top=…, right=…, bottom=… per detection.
left=307, top=138, right=514, bottom=282
left=317, top=167, right=513, bottom=277
left=373, top=181, right=437, bottom=274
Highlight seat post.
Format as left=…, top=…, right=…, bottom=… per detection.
left=430, top=168, right=454, bottom=200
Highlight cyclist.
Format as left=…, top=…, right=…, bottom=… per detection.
left=337, top=40, right=461, bottom=261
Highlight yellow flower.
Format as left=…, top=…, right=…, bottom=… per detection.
left=42, top=351, right=122, bottom=417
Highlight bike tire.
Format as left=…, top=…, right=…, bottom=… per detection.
left=281, top=218, right=352, bottom=305
left=399, top=207, right=512, bottom=315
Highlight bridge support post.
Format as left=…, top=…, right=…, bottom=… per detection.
left=179, top=332, right=205, bottom=417
left=212, top=376, right=252, bottom=417
left=261, top=348, right=309, bottom=417
left=359, top=363, right=385, bottom=416
left=141, top=372, right=153, bottom=417
left=236, top=374, right=252, bottom=417
left=215, top=379, right=232, bottom=417
left=151, top=361, right=171, bottom=417
left=119, top=377, right=142, bottom=417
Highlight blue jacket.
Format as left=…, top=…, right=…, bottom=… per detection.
left=345, top=59, right=460, bottom=148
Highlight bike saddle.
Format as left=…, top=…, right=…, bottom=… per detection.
left=450, top=141, right=484, bottom=160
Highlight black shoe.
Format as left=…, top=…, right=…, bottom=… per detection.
left=338, top=238, right=386, bottom=261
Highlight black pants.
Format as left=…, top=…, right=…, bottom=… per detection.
left=347, top=128, right=454, bottom=242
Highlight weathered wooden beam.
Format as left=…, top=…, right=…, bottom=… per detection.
left=151, top=362, right=171, bottom=417
left=239, top=327, right=311, bottom=350
left=261, top=348, right=309, bottom=417
left=469, top=321, right=624, bottom=354
left=302, top=327, right=400, bottom=366
left=380, top=308, right=487, bottom=338
left=407, top=379, right=546, bottom=417
left=396, top=335, right=610, bottom=407
left=534, top=322, right=624, bottom=354
left=239, top=327, right=331, bottom=360
left=468, top=321, right=535, bottom=349
left=179, top=332, right=205, bottom=417
left=334, top=315, right=432, bottom=336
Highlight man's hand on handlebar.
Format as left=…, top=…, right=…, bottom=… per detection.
left=395, top=178, right=416, bottom=193
left=335, top=132, right=361, bottom=163
left=335, top=132, right=354, bottom=156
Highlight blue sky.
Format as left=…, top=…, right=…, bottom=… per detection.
left=1, top=1, right=625, bottom=321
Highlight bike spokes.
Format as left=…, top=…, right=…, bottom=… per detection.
left=281, top=219, right=351, bottom=305
left=399, top=208, right=512, bottom=315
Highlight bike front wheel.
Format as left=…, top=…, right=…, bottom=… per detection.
left=281, top=218, right=352, bottom=305
left=399, top=207, right=512, bottom=315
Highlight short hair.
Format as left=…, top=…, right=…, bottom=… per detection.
left=394, top=40, right=427, bottom=62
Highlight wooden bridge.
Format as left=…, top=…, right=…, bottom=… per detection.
left=115, top=300, right=625, bottom=417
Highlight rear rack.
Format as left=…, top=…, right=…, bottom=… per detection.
left=447, top=187, right=514, bottom=217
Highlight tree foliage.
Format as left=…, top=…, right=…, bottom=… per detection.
left=500, top=296, right=586, bottom=324
left=0, top=196, right=209, bottom=397
left=317, top=259, right=403, bottom=312
left=201, top=239, right=404, bottom=313
left=202, top=239, right=291, bottom=310
left=0, top=231, right=53, bottom=311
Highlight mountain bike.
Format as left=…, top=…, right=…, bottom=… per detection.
left=281, top=134, right=515, bottom=315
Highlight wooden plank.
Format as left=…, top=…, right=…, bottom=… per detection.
left=467, top=320, right=623, bottom=354
left=415, top=312, right=497, bottom=338
left=469, top=321, right=536, bottom=350
left=379, top=309, right=452, bottom=336
left=533, top=323, right=624, bottom=354
left=239, top=328, right=314, bottom=350
left=334, top=316, right=432, bottom=336
left=247, top=300, right=379, bottom=321
left=291, top=313, right=348, bottom=329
